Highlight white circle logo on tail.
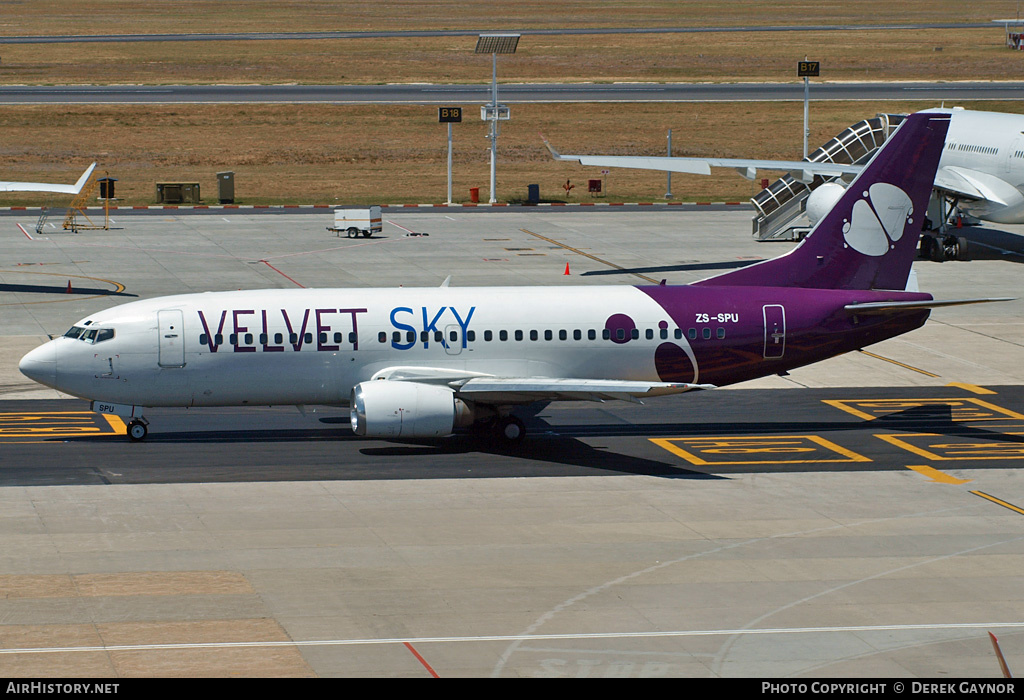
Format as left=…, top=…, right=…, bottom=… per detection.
left=840, top=183, right=914, bottom=257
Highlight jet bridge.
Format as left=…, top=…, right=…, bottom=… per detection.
left=752, top=114, right=906, bottom=241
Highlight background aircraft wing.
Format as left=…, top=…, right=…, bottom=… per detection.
left=932, top=165, right=1011, bottom=205
left=0, top=162, right=96, bottom=194
left=542, top=135, right=861, bottom=181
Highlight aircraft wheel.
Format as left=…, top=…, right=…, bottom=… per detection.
left=127, top=419, right=148, bottom=442
left=918, top=236, right=934, bottom=260
left=956, top=236, right=970, bottom=261
left=493, top=416, right=526, bottom=444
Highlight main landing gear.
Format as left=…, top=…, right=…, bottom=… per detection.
left=471, top=414, right=526, bottom=446
left=127, top=417, right=149, bottom=442
left=919, top=233, right=969, bottom=262
left=494, top=415, right=526, bottom=444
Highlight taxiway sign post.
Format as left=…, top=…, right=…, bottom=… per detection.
left=798, top=60, right=820, bottom=159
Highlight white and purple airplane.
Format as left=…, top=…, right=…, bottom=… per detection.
left=18, top=111, right=1005, bottom=443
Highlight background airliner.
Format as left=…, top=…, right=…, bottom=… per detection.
left=545, top=107, right=1024, bottom=227
left=19, top=111, right=1005, bottom=443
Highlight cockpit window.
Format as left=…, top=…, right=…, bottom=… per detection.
left=69, top=327, right=114, bottom=344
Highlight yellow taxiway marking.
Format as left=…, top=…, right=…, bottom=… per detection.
left=650, top=434, right=870, bottom=466
left=945, top=382, right=997, bottom=395
left=824, top=397, right=1024, bottom=422
left=876, top=433, right=1024, bottom=461
left=856, top=349, right=939, bottom=377
left=971, top=491, right=1024, bottom=516
left=905, top=464, right=972, bottom=485
left=0, top=411, right=125, bottom=440
left=101, top=413, right=127, bottom=434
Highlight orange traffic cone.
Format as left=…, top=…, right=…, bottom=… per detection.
left=564, top=262, right=570, bottom=275
left=65, top=280, right=72, bottom=294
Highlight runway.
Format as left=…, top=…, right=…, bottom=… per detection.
left=1, top=82, right=1022, bottom=105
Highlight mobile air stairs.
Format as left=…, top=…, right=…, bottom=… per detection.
left=752, top=114, right=972, bottom=261
left=752, top=113, right=906, bottom=242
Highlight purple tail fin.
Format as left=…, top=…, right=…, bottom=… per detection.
left=696, top=110, right=950, bottom=291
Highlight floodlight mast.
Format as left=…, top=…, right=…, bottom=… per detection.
left=475, top=33, right=519, bottom=204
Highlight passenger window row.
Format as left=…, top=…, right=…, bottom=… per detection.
left=951, top=142, right=999, bottom=156
left=197, top=326, right=730, bottom=348
left=374, top=326, right=727, bottom=344
left=199, top=332, right=357, bottom=346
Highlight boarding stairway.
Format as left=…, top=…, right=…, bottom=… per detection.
left=751, top=113, right=906, bottom=241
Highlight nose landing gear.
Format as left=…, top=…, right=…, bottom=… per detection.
left=127, top=418, right=149, bottom=442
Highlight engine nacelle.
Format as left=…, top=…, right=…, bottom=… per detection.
left=350, top=380, right=474, bottom=438
left=805, top=181, right=847, bottom=224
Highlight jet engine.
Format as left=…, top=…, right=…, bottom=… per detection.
left=805, top=181, right=847, bottom=224
left=350, top=380, right=475, bottom=438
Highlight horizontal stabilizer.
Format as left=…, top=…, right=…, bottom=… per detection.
left=845, top=297, right=1015, bottom=315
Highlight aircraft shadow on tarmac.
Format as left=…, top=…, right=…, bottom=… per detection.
left=356, top=403, right=1024, bottom=476
left=0, top=282, right=136, bottom=297
left=55, top=403, right=1023, bottom=481
left=580, top=259, right=762, bottom=278
left=957, top=226, right=1024, bottom=263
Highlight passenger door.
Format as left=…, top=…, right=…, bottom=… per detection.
left=158, top=309, right=186, bottom=367
left=762, top=304, right=786, bottom=359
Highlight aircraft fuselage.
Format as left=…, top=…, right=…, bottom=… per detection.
left=25, top=285, right=930, bottom=409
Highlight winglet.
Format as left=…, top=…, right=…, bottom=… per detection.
left=540, top=133, right=570, bottom=161
left=71, top=163, right=97, bottom=194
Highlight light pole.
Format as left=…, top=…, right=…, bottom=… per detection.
left=475, top=33, right=519, bottom=204
left=665, top=128, right=673, bottom=199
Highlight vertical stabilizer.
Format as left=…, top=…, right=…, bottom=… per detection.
left=696, top=111, right=950, bottom=291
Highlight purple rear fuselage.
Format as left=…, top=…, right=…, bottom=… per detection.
left=640, top=285, right=930, bottom=386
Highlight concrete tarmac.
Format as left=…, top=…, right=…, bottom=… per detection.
left=1, top=209, right=1023, bottom=677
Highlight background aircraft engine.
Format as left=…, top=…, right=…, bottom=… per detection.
left=350, top=381, right=474, bottom=438
left=805, top=181, right=847, bottom=224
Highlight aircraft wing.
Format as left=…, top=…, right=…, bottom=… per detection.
left=369, top=366, right=713, bottom=404
left=541, top=135, right=861, bottom=182
left=453, top=377, right=714, bottom=404
left=0, top=163, right=97, bottom=194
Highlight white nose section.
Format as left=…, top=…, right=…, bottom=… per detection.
left=19, top=341, right=57, bottom=388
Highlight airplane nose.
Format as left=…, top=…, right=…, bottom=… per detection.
left=19, top=342, right=57, bottom=388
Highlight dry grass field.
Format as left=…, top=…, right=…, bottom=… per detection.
left=0, top=100, right=1018, bottom=208
left=0, top=1, right=1009, bottom=35
left=0, top=1, right=1018, bottom=85
left=0, top=1, right=1019, bottom=206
